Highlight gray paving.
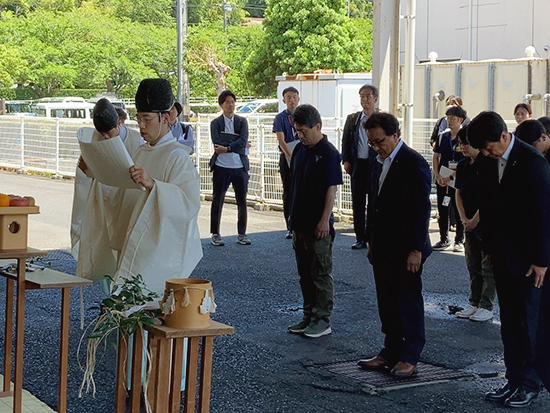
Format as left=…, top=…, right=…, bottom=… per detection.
left=0, top=170, right=549, bottom=412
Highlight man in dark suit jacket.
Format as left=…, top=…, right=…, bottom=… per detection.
left=357, top=113, right=432, bottom=378
left=209, top=90, right=250, bottom=246
left=341, top=84, right=378, bottom=249
left=468, top=111, right=550, bottom=407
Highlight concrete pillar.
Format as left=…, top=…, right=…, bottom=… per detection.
left=372, top=0, right=400, bottom=115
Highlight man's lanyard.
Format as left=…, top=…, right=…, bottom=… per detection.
left=287, top=112, right=298, bottom=141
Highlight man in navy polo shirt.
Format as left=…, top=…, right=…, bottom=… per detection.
left=287, top=104, right=343, bottom=338
left=273, top=86, right=300, bottom=239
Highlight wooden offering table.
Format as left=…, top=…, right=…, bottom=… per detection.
left=0, top=251, right=92, bottom=413
left=116, top=321, right=234, bottom=413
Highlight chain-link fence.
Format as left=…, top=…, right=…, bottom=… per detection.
left=0, top=115, right=452, bottom=216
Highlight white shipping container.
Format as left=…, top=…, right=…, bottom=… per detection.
left=276, top=72, right=373, bottom=121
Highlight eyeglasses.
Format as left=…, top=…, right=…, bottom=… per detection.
left=135, top=113, right=161, bottom=125
left=360, top=94, right=375, bottom=99
left=368, top=136, right=387, bottom=148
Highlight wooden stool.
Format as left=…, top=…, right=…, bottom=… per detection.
left=115, top=321, right=234, bottom=413
left=0, top=253, right=92, bottom=413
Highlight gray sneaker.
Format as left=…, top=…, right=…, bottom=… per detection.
left=211, top=234, right=225, bottom=246
left=237, top=234, right=252, bottom=245
left=302, top=319, right=331, bottom=338
left=287, top=317, right=311, bottom=334
left=432, top=239, right=452, bottom=251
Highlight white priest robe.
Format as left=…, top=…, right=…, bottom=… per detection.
left=77, top=132, right=202, bottom=294
left=70, top=125, right=142, bottom=258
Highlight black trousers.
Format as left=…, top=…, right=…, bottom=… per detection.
left=351, top=159, right=370, bottom=243
left=436, top=183, right=464, bottom=243
left=210, top=165, right=249, bottom=235
left=372, top=260, right=426, bottom=365
left=536, top=272, right=550, bottom=391
left=492, top=250, right=543, bottom=392
left=279, top=152, right=292, bottom=230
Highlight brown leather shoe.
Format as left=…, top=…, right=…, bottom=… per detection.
left=357, top=355, right=395, bottom=371
left=390, top=361, right=417, bottom=378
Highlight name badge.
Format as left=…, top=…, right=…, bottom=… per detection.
left=442, top=196, right=451, bottom=207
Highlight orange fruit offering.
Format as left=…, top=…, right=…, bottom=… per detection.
left=0, top=193, right=9, bottom=207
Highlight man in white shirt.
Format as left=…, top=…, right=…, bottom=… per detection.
left=70, top=98, right=142, bottom=259
left=341, top=85, right=378, bottom=250
left=209, top=90, right=251, bottom=246
left=77, top=79, right=202, bottom=294
left=169, top=101, right=195, bottom=154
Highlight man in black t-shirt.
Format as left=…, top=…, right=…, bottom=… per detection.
left=287, top=104, right=343, bottom=339
left=454, top=128, right=496, bottom=322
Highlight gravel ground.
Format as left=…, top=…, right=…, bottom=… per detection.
left=1, top=170, right=549, bottom=412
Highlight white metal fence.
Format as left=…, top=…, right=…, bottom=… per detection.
left=0, top=115, right=442, bottom=215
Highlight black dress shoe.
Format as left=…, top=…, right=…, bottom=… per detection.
left=485, top=383, right=516, bottom=404
left=351, top=241, right=367, bottom=250
left=504, top=387, right=538, bottom=407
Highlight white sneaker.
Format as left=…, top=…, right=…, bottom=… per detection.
left=453, top=242, right=465, bottom=253
left=456, top=305, right=477, bottom=318
left=470, top=307, right=493, bottom=322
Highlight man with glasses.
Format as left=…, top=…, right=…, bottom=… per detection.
left=273, top=86, right=300, bottom=239
left=77, top=78, right=202, bottom=294
left=432, top=105, right=467, bottom=252
left=358, top=112, right=432, bottom=377
left=209, top=90, right=251, bottom=246
left=342, top=84, right=378, bottom=250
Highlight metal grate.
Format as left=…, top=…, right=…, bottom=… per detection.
left=320, top=360, right=473, bottom=393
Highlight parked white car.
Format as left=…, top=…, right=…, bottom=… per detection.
left=236, top=99, right=278, bottom=115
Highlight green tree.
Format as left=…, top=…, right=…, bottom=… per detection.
left=0, top=3, right=266, bottom=98
left=188, top=0, right=248, bottom=25
left=0, top=8, right=176, bottom=97
left=91, top=0, right=174, bottom=26
left=245, top=0, right=266, bottom=18
left=185, top=21, right=264, bottom=96
left=347, top=0, right=373, bottom=19
left=0, top=44, right=27, bottom=86
left=249, top=0, right=372, bottom=96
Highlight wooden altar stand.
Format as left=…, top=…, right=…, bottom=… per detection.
left=115, top=321, right=234, bottom=413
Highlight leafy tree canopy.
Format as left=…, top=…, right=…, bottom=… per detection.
left=0, top=7, right=175, bottom=96
left=249, top=0, right=372, bottom=95
left=188, top=0, right=248, bottom=25
left=0, top=0, right=372, bottom=98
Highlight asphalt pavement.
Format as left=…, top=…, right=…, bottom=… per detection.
left=0, top=170, right=549, bottom=412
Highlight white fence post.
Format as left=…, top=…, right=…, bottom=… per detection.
left=19, top=117, right=25, bottom=170
left=195, top=124, right=201, bottom=174
left=336, top=124, right=343, bottom=214
left=259, top=126, right=265, bottom=202
left=56, top=119, right=60, bottom=175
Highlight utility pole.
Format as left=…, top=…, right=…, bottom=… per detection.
left=177, top=0, right=191, bottom=121
left=223, top=1, right=232, bottom=33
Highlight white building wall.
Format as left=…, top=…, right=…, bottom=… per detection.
left=412, top=0, right=550, bottom=62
